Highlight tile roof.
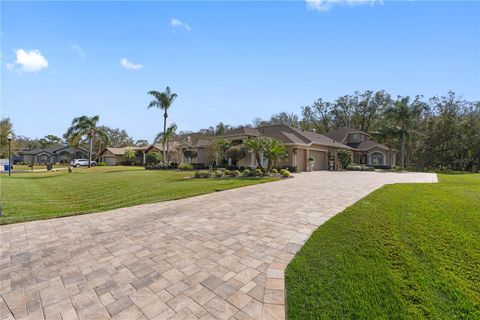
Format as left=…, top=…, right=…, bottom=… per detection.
left=221, top=127, right=261, bottom=137
left=258, top=125, right=354, bottom=149
left=195, top=139, right=212, bottom=147
left=347, top=140, right=392, bottom=151
left=323, top=127, right=364, bottom=144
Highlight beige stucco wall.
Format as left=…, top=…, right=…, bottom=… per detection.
left=194, top=148, right=207, bottom=164
left=237, top=152, right=254, bottom=168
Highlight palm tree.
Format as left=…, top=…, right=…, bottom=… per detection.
left=148, top=86, right=177, bottom=165
left=64, top=115, right=108, bottom=168
left=215, top=139, right=232, bottom=165
left=244, top=137, right=266, bottom=172
left=154, top=123, right=177, bottom=164
left=63, top=132, right=82, bottom=173
left=386, top=96, right=426, bottom=169
left=123, top=149, right=136, bottom=165
left=263, top=138, right=287, bottom=172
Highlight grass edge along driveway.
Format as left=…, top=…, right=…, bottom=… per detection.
left=285, top=174, right=480, bottom=320
left=0, top=166, right=276, bottom=225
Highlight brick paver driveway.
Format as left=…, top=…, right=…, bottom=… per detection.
left=0, top=171, right=437, bottom=320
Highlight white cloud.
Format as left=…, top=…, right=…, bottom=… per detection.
left=171, top=18, right=191, bottom=31
left=70, top=44, right=86, bottom=59
left=306, top=0, right=382, bottom=11
left=8, top=49, right=49, bottom=73
left=120, top=58, right=143, bottom=70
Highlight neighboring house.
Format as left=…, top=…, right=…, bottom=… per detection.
left=18, top=145, right=88, bottom=164
left=98, top=146, right=149, bottom=166
left=324, top=127, right=397, bottom=168
left=145, top=142, right=182, bottom=164
left=99, top=142, right=183, bottom=165
left=195, top=125, right=354, bottom=172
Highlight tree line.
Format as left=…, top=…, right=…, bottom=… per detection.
left=190, top=91, right=479, bottom=172
left=1, top=90, right=478, bottom=172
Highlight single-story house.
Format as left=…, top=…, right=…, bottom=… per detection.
left=98, top=146, right=149, bottom=166
left=194, top=125, right=354, bottom=172
left=99, top=142, right=183, bottom=165
left=324, top=127, right=397, bottom=168
left=18, top=145, right=89, bottom=164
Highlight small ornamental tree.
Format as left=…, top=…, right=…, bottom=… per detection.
left=338, top=149, right=353, bottom=169
left=225, top=147, right=246, bottom=166
left=145, top=152, right=162, bottom=165
left=124, top=149, right=136, bottom=164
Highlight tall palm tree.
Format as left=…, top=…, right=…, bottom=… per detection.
left=154, top=123, right=177, bottom=164
left=244, top=137, right=266, bottom=172
left=386, top=96, right=426, bottom=170
left=64, top=115, right=108, bottom=168
left=148, top=86, right=177, bottom=165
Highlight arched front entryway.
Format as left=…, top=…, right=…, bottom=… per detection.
left=369, top=151, right=385, bottom=166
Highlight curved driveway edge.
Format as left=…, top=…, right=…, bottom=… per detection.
left=0, top=171, right=437, bottom=320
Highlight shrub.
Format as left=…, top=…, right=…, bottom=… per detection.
left=372, top=164, right=391, bottom=169
left=97, top=162, right=107, bottom=166
left=145, top=152, right=162, bottom=165
left=170, top=162, right=178, bottom=168
left=338, top=149, right=353, bottom=169
left=193, top=171, right=211, bottom=178
left=242, top=169, right=251, bottom=177
left=281, top=169, right=291, bottom=177
left=346, top=165, right=374, bottom=171
left=255, top=168, right=263, bottom=176
left=224, top=169, right=231, bottom=176
left=281, top=165, right=298, bottom=173
left=271, top=168, right=278, bottom=174
left=213, top=170, right=224, bottom=178
left=308, top=157, right=315, bottom=162
left=233, top=170, right=241, bottom=177
left=178, top=163, right=194, bottom=170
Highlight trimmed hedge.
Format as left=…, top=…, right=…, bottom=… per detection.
left=346, top=165, right=375, bottom=171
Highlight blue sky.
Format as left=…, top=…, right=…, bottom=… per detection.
left=1, top=1, right=479, bottom=142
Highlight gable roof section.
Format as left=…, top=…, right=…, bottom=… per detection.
left=220, top=127, right=261, bottom=138
left=146, top=142, right=181, bottom=152
left=324, top=127, right=365, bottom=144
left=347, top=140, right=393, bottom=151
left=100, top=146, right=148, bottom=156
left=19, top=144, right=88, bottom=155
left=258, top=125, right=353, bottom=149
left=195, top=139, right=212, bottom=147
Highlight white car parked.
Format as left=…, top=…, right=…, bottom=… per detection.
left=70, top=159, right=97, bottom=167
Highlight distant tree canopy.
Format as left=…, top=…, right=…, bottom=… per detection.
left=4, top=90, right=479, bottom=172
left=39, top=135, right=63, bottom=149
left=0, top=117, right=14, bottom=158
left=197, top=90, right=479, bottom=172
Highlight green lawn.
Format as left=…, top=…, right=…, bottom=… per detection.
left=0, top=166, right=275, bottom=224
left=286, top=174, right=480, bottom=320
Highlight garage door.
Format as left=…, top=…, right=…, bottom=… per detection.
left=104, top=156, right=116, bottom=166
left=310, top=150, right=326, bottom=170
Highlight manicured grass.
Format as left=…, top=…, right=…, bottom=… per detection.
left=286, top=174, right=480, bottom=319
left=0, top=166, right=275, bottom=224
